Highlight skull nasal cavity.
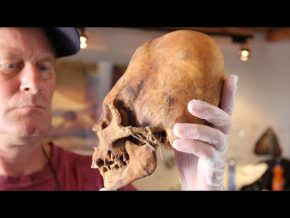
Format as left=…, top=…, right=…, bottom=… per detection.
left=101, top=107, right=112, bottom=129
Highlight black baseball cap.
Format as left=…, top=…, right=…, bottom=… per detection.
left=44, top=27, right=81, bottom=58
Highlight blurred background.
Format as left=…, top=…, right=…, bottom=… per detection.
left=49, top=27, right=290, bottom=190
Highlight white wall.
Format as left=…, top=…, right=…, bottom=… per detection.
left=68, top=28, right=165, bottom=65
left=64, top=28, right=290, bottom=189
left=222, top=33, right=290, bottom=165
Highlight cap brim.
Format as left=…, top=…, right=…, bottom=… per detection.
left=44, top=27, right=80, bottom=57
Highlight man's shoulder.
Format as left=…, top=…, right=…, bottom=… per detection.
left=52, top=144, right=93, bottom=164
left=50, top=143, right=105, bottom=189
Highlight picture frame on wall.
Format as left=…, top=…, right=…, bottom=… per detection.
left=49, top=60, right=107, bottom=155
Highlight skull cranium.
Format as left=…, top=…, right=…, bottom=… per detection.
left=91, top=30, right=225, bottom=190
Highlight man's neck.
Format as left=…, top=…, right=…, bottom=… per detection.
left=0, top=136, right=50, bottom=177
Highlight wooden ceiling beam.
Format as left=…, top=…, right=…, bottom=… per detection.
left=142, top=27, right=290, bottom=42
left=266, top=28, right=290, bottom=42
left=142, top=27, right=264, bottom=37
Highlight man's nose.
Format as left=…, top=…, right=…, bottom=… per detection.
left=19, top=64, right=42, bottom=93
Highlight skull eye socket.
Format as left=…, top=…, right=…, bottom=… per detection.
left=115, top=99, right=138, bottom=126
left=119, top=108, right=129, bottom=126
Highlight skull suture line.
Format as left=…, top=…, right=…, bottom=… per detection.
left=91, top=30, right=225, bottom=190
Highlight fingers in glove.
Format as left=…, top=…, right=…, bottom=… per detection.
left=220, top=74, right=238, bottom=116
left=173, top=139, right=219, bottom=160
left=173, top=123, right=226, bottom=150
left=187, top=99, right=231, bottom=134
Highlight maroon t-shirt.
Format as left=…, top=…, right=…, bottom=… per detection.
left=0, top=144, right=136, bottom=191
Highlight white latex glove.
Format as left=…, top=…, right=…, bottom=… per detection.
left=173, top=74, right=238, bottom=190
left=99, top=188, right=107, bottom=191
left=99, top=188, right=117, bottom=191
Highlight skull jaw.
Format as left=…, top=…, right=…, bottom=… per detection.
left=103, top=141, right=157, bottom=190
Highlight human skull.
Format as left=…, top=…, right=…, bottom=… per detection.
left=91, top=30, right=225, bottom=190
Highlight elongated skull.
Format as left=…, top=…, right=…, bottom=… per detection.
left=91, top=30, right=225, bottom=190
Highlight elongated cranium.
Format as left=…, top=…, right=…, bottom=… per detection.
left=91, top=30, right=225, bottom=190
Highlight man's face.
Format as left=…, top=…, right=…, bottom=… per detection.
left=0, top=28, right=56, bottom=138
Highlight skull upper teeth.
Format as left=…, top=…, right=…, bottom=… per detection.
left=95, top=151, right=130, bottom=174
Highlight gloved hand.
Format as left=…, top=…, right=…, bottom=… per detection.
left=173, top=74, right=238, bottom=190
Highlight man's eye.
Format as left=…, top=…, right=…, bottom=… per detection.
left=7, top=63, right=18, bottom=70
left=0, top=62, right=23, bottom=74
left=38, top=62, right=54, bottom=73
left=38, top=63, right=55, bottom=80
left=39, top=65, right=48, bottom=72
left=6, top=63, right=15, bottom=69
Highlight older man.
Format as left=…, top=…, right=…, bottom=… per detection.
left=0, top=28, right=237, bottom=190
